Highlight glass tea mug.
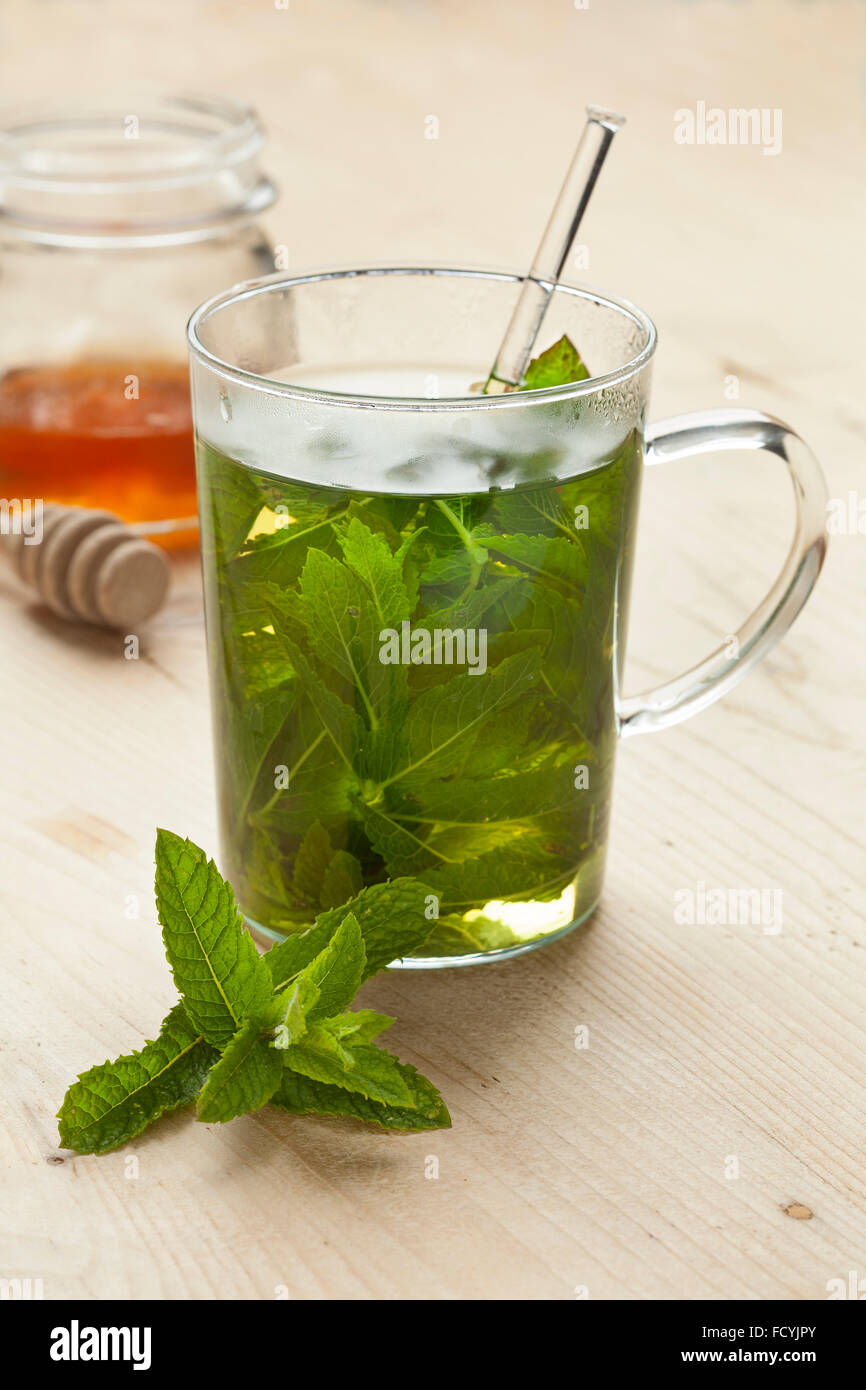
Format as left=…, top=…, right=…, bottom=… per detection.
left=0, top=95, right=277, bottom=544
left=187, top=267, right=827, bottom=967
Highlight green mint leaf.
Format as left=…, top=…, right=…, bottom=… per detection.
left=266, top=877, right=435, bottom=990
left=520, top=333, right=589, bottom=390
left=265, top=973, right=320, bottom=1040
left=337, top=516, right=412, bottom=633
left=223, top=679, right=300, bottom=834
left=281, top=1032, right=416, bottom=1108
left=154, top=829, right=272, bottom=1048
left=60, top=822, right=452, bottom=1150
left=57, top=1004, right=218, bottom=1155
left=290, top=820, right=335, bottom=905
left=298, top=548, right=365, bottom=688
left=265, top=923, right=339, bottom=992
left=484, top=533, right=588, bottom=597
left=415, top=576, right=523, bottom=648
left=196, top=1018, right=283, bottom=1124
left=250, top=754, right=352, bottom=843
left=319, top=850, right=364, bottom=909
left=388, top=647, right=542, bottom=785
left=323, top=1009, right=395, bottom=1044
left=301, top=911, right=367, bottom=1020
left=252, top=479, right=344, bottom=528
left=273, top=1062, right=451, bottom=1132
left=233, top=521, right=337, bottom=590
left=238, top=824, right=305, bottom=925
left=291, top=1018, right=356, bottom=1067
left=198, top=441, right=266, bottom=559
left=360, top=803, right=439, bottom=876
left=272, top=631, right=362, bottom=766
left=285, top=823, right=364, bottom=912
left=458, top=693, right=539, bottom=779
left=427, top=839, right=576, bottom=912
left=388, top=761, right=576, bottom=826
left=345, top=494, right=421, bottom=541
left=491, top=485, right=575, bottom=538
left=335, top=518, right=411, bottom=727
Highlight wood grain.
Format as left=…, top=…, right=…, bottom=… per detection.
left=1, top=0, right=864, bottom=1300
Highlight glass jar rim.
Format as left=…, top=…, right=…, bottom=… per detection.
left=187, top=264, right=658, bottom=411
left=0, top=93, right=276, bottom=238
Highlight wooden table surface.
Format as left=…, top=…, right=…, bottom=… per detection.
left=2, top=0, right=864, bottom=1300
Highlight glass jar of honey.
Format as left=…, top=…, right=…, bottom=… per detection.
left=0, top=95, right=277, bottom=545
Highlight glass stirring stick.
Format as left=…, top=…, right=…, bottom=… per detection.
left=482, top=105, right=626, bottom=394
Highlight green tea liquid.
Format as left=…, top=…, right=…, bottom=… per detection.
left=198, top=363, right=641, bottom=961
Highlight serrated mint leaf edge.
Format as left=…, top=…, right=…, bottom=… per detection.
left=196, top=1018, right=283, bottom=1124
left=272, top=1060, right=451, bottom=1133
left=154, top=828, right=272, bottom=1047
left=57, top=1003, right=218, bottom=1155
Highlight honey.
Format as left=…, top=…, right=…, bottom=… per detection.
left=0, top=361, right=197, bottom=544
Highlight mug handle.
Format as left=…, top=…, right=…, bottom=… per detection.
left=617, top=408, right=828, bottom=738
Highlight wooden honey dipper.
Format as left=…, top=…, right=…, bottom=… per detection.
left=2, top=503, right=171, bottom=629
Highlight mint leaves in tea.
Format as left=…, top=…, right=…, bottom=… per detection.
left=197, top=338, right=642, bottom=961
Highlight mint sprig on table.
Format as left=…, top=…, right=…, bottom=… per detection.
left=57, top=830, right=450, bottom=1154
